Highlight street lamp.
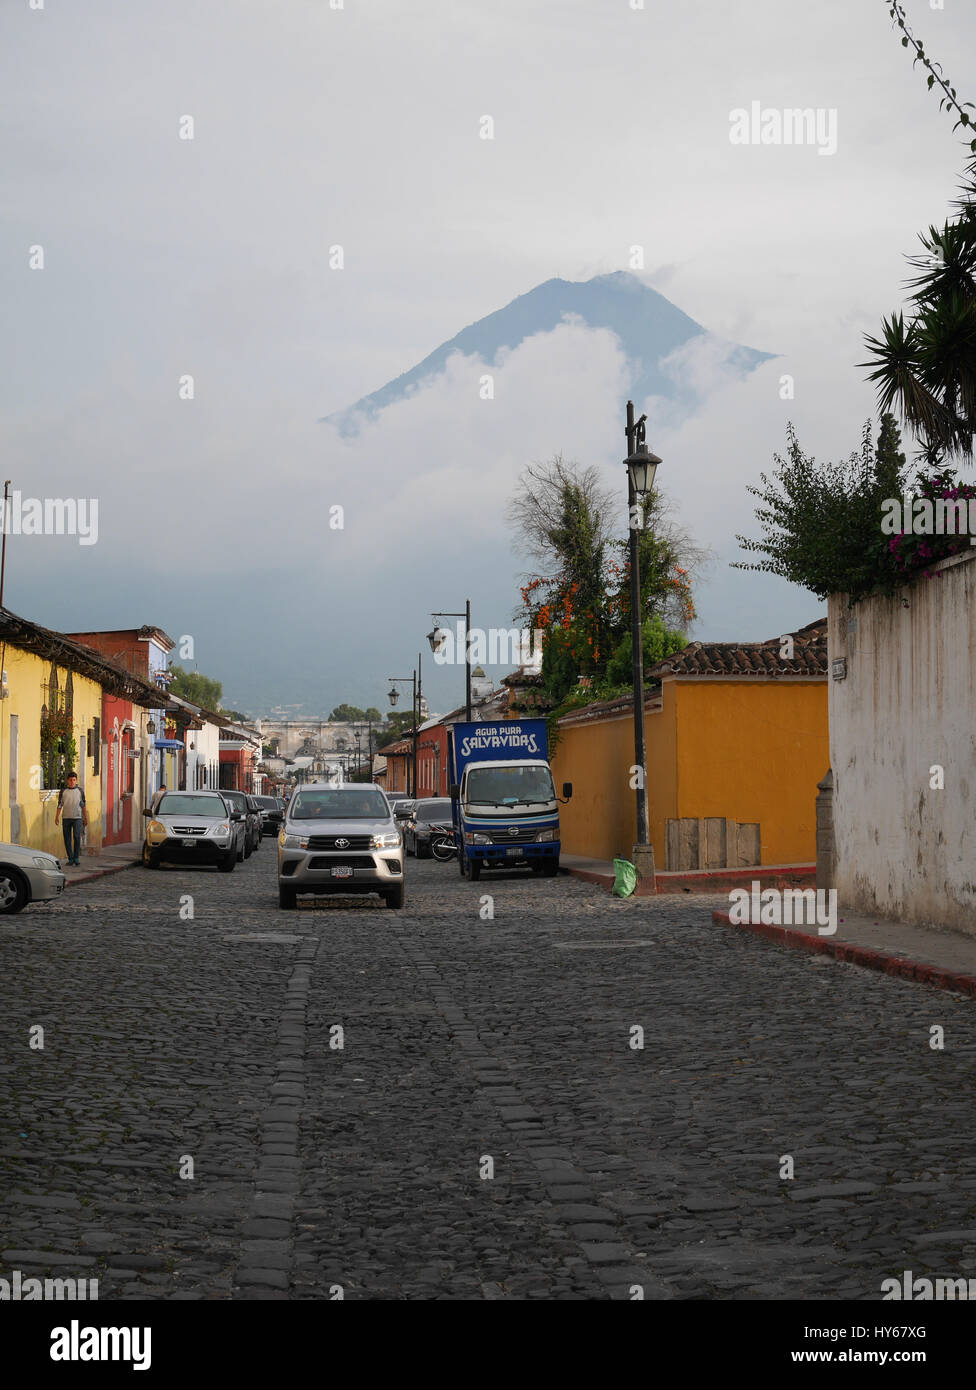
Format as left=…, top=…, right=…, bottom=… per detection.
left=388, top=655, right=423, bottom=796
left=624, top=400, right=662, bottom=887
left=429, top=599, right=472, bottom=720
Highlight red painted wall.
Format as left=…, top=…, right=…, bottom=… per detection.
left=103, top=692, right=135, bottom=845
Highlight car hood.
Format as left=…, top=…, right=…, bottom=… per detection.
left=2, top=843, right=61, bottom=866
left=286, top=817, right=394, bottom=835
left=158, top=812, right=227, bottom=825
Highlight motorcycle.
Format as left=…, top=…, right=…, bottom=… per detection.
left=430, top=828, right=458, bottom=862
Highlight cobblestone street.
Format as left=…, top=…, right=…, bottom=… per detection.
left=3, top=853, right=976, bottom=1301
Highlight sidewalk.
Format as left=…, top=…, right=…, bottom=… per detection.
left=561, top=854, right=976, bottom=999
left=711, top=903, right=976, bottom=999
left=561, top=853, right=815, bottom=897
left=60, top=841, right=143, bottom=887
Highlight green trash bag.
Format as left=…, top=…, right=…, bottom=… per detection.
left=612, top=857, right=638, bottom=898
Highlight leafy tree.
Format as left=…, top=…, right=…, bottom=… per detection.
left=729, top=414, right=973, bottom=603
left=604, top=615, right=688, bottom=689
left=329, top=703, right=366, bottom=722
left=376, top=711, right=415, bottom=745
left=168, top=666, right=223, bottom=712
left=364, top=707, right=382, bottom=722
left=509, top=454, right=704, bottom=707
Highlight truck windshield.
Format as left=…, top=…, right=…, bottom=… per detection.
left=466, top=767, right=555, bottom=806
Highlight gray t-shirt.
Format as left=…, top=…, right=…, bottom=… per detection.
left=58, top=786, right=86, bottom=818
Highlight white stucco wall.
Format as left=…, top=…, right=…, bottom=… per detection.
left=188, top=719, right=221, bottom=790
left=828, top=550, right=976, bottom=932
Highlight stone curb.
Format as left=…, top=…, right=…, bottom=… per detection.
left=63, top=855, right=142, bottom=888
left=711, top=910, right=976, bottom=999
left=564, top=864, right=815, bottom=898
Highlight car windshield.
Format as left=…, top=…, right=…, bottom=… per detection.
left=255, top=797, right=278, bottom=809
left=158, top=795, right=226, bottom=816
left=416, top=801, right=452, bottom=821
left=290, top=790, right=391, bottom=820
left=222, top=793, right=245, bottom=807
left=466, top=767, right=555, bottom=805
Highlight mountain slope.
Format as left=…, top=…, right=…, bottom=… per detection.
left=324, top=271, right=774, bottom=432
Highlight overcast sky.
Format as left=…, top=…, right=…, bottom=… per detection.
left=2, top=0, right=973, bottom=715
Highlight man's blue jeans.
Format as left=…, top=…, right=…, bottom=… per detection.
left=62, top=818, right=82, bottom=863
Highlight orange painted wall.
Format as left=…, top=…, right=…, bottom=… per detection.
left=673, top=680, right=828, bottom=865
left=551, top=690, right=677, bottom=864
left=551, top=678, right=828, bottom=866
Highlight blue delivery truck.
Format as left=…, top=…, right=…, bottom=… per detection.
left=447, top=720, right=572, bottom=882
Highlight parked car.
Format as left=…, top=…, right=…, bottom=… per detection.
left=277, top=782, right=404, bottom=910
left=246, top=795, right=265, bottom=851
left=403, top=798, right=454, bottom=859
left=142, top=791, right=245, bottom=871
left=253, top=794, right=284, bottom=837
left=0, top=842, right=66, bottom=914
left=221, top=790, right=260, bottom=857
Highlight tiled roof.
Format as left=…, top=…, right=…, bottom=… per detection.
left=644, top=617, right=827, bottom=680
left=0, top=606, right=168, bottom=708
left=557, top=618, right=827, bottom=728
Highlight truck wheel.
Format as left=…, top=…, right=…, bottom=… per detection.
left=278, top=884, right=296, bottom=909
left=543, top=858, right=559, bottom=877
left=384, top=883, right=405, bottom=909
left=416, top=841, right=431, bottom=860
left=464, top=855, right=481, bottom=882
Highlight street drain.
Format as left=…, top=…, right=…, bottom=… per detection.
left=554, top=940, right=656, bottom=950
left=222, top=933, right=304, bottom=943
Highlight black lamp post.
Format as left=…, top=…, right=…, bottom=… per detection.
left=388, top=655, right=422, bottom=796
left=428, top=599, right=471, bottom=720
left=624, top=399, right=662, bottom=884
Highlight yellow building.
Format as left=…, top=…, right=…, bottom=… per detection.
left=0, top=610, right=161, bottom=858
left=550, top=619, right=829, bottom=869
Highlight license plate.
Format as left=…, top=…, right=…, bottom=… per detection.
left=331, top=865, right=353, bottom=879
left=506, top=847, right=520, bottom=858
left=182, top=838, right=196, bottom=848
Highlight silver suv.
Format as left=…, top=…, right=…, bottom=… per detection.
left=277, top=783, right=404, bottom=910
left=143, top=791, right=246, bottom=872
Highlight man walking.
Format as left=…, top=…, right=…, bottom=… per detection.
left=55, top=771, right=87, bottom=866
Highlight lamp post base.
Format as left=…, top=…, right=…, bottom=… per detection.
left=632, top=842, right=657, bottom=891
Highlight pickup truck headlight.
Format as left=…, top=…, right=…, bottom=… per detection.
left=466, top=832, right=492, bottom=844
left=371, top=832, right=402, bottom=849
left=279, top=832, right=308, bottom=849
left=535, top=829, right=557, bottom=842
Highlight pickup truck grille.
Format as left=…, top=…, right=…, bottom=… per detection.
left=306, top=834, right=373, bottom=850
left=487, top=827, right=539, bottom=844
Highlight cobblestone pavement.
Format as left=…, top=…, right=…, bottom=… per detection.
left=2, top=850, right=976, bottom=1301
